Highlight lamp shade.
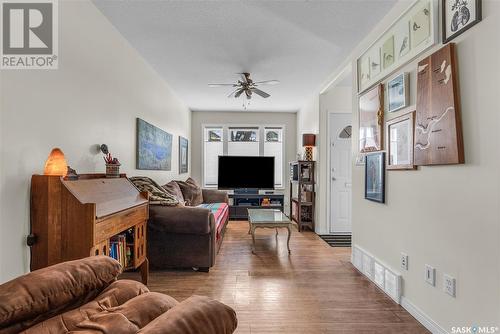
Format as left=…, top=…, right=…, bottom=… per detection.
left=44, top=148, right=68, bottom=176
left=302, top=133, right=316, bottom=147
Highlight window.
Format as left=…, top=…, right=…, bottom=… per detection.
left=203, top=127, right=223, bottom=187
left=203, top=125, right=284, bottom=188
left=264, top=128, right=283, bottom=187
left=339, top=125, right=352, bottom=139
left=228, top=127, right=259, bottom=156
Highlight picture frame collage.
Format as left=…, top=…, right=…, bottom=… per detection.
left=356, top=0, right=477, bottom=204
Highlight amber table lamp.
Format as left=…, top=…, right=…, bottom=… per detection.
left=44, top=148, right=68, bottom=176
left=302, top=134, right=316, bottom=161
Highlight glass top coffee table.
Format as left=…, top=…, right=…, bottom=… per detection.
left=247, top=209, right=292, bottom=254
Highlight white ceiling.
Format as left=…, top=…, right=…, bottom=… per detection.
left=93, top=0, right=396, bottom=112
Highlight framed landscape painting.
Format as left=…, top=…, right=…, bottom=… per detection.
left=386, top=111, right=416, bottom=170
left=387, top=72, right=409, bottom=113
left=443, top=0, right=481, bottom=43
left=136, top=118, right=172, bottom=170
left=179, top=136, right=188, bottom=174
left=365, top=152, right=385, bottom=203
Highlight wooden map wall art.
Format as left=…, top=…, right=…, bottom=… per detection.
left=414, top=43, right=464, bottom=165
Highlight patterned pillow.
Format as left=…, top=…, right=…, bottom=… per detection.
left=177, top=178, right=204, bottom=207
left=129, top=177, right=179, bottom=206
left=162, top=181, right=185, bottom=206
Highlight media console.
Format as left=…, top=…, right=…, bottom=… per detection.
left=228, top=192, right=285, bottom=220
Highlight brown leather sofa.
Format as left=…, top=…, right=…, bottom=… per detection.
left=147, top=178, right=229, bottom=272
left=0, top=256, right=237, bottom=334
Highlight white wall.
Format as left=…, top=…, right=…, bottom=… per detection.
left=296, top=93, right=319, bottom=154
left=316, top=86, right=352, bottom=234
left=348, top=0, right=500, bottom=331
left=191, top=111, right=297, bottom=212
left=296, top=0, right=500, bottom=330
left=0, top=0, right=191, bottom=283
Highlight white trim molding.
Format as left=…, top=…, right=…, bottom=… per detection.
left=401, top=297, right=449, bottom=334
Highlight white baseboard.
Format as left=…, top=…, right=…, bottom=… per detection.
left=401, top=297, right=448, bottom=334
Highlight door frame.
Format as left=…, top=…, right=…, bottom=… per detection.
left=327, top=112, right=353, bottom=235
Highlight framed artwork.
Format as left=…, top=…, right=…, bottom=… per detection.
left=356, top=0, right=438, bottom=93
left=386, top=111, right=416, bottom=170
left=410, top=1, right=431, bottom=49
left=365, top=152, right=385, bottom=203
left=367, top=47, right=381, bottom=78
left=443, top=0, right=481, bottom=43
left=136, top=118, right=173, bottom=170
left=382, top=36, right=394, bottom=70
left=359, top=84, right=384, bottom=153
left=394, top=20, right=410, bottom=60
left=414, top=43, right=464, bottom=165
left=387, top=72, right=410, bottom=113
left=179, top=136, right=188, bottom=174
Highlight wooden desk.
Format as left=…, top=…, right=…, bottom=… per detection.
left=30, top=174, right=149, bottom=284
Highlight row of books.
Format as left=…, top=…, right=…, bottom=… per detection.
left=109, top=234, right=133, bottom=269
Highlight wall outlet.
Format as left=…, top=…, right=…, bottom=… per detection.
left=425, top=264, right=435, bottom=286
left=400, top=253, right=408, bottom=270
left=443, top=274, right=456, bottom=297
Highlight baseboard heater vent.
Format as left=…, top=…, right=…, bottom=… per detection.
left=351, top=244, right=402, bottom=304
left=319, top=234, right=351, bottom=247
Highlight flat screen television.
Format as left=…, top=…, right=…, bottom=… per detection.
left=218, top=156, right=275, bottom=190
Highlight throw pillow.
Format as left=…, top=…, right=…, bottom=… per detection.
left=162, top=181, right=185, bottom=206
left=177, top=177, right=204, bottom=206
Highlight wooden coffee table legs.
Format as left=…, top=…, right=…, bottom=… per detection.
left=250, top=224, right=291, bottom=254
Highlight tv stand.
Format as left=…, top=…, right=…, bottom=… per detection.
left=228, top=191, right=285, bottom=220
left=234, top=188, right=259, bottom=195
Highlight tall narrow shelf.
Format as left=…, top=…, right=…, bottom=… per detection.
left=289, top=161, right=316, bottom=231
left=30, top=174, right=149, bottom=284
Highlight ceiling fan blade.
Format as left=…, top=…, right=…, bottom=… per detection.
left=234, top=89, right=245, bottom=98
left=208, top=83, right=236, bottom=87
left=251, top=88, right=270, bottom=98
left=227, top=88, right=239, bottom=98
left=253, top=80, right=280, bottom=85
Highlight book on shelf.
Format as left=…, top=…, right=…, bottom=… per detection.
left=109, top=233, right=133, bottom=269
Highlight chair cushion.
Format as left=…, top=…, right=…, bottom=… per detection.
left=197, top=203, right=229, bottom=242
left=0, top=256, right=121, bottom=330
left=162, top=181, right=185, bottom=205
left=177, top=178, right=204, bottom=206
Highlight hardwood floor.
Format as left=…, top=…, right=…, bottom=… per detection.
left=127, top=221, right=429, bottom=333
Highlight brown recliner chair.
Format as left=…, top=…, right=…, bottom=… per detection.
left=0, top=256, right=237, bottom=334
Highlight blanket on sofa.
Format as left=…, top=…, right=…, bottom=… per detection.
left=130, top=177, right=179, bottom=206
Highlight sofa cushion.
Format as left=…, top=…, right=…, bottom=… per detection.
left=162, top=181, right=185, bottom=205
left=0, top=256, right=121, bottom=330
left=20, top=280, right=150, bottom=333
left=197, top=203, right=229, bottom=242
left=138, top=295, right=238, bottom=334
left=177, top=178, right=204, bottom=206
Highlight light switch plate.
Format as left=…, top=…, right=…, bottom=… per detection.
left=425, top=264, right=435, bottom=286
left=444, top=274, right=456, bottom=297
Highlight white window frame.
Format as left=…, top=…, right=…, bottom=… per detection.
left=201, top=123, right=285, bottom=189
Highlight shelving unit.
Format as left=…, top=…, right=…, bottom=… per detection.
left=289, top=161, right=316, bottom=231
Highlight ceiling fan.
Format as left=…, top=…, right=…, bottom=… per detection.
left=208, top=73, right=279, bottom=100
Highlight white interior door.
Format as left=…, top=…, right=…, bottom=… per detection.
left=329, top=113, right=352, bottom=234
